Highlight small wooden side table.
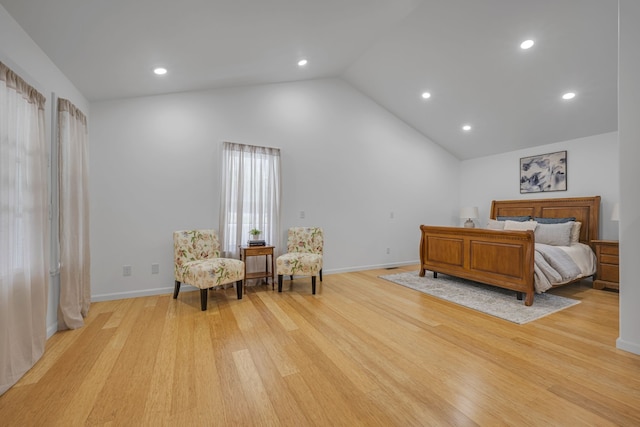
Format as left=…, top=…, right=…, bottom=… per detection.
left=239, top=245, right=275, bottom=291
left=591, top=240, right=619, bottom=290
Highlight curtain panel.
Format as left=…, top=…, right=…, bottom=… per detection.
left=219, top=142, right=281, bottom=260
left=0, top=62, right=49, bottom=395
left=57, top=98, right=91, bottom=330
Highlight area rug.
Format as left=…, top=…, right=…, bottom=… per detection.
left=379, top=271, right=580, bottom=324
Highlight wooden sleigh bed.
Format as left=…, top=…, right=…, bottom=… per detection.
left=419, top=196, right=600, bottom=306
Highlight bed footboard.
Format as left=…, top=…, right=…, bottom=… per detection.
left=419, top=225, right=536, bottom=305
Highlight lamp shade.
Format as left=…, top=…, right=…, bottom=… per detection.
left=459, top=206, right=479, bottom=219
left=611, top=202, right=620, bottom=221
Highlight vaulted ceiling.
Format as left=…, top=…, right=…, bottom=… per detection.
left=0, top=0, right=618, bottom=160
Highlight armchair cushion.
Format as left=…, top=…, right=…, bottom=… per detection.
left=180, top=258, right=245, bottom=290
left=276, top=252, right=323, bottom=276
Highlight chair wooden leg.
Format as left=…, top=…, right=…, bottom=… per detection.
left=312, top=276, right=316, bottom=294
left=290, top=275, right=294, bottom=281
left=236, top=280, right=243, bottom=299
left=173, top=281, right=181, bottom=299
left=200, top=289, right=208, bottom=311
left=278, top=275, right=283, bottom=292
left=320, top=269, right=323, bottom=282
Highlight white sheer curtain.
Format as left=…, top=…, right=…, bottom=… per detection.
left=57, top=98, right=90, bottom=330
left=0, top=62, right=49, bottom=395
left=219, top=142, right=281, bottom=259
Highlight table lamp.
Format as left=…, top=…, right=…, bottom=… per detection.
left=460, top=206, right=479, bottom=228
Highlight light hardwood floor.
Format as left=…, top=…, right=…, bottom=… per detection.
left=1, top=265, right=639, bottom=426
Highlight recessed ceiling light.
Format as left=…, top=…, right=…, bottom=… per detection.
left=520, top=39, right=534, bottom=50
left=421, top=92, right=431, bottom=99
left=562, top=92, right=576, bottom=100
left=462, top=124, right=472, bottom=131
left=297, top=59, right=308, bottom=67
left=153, top=67, right=167, bottom=75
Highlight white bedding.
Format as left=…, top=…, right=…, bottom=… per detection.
left=534, top=242, right=596, bottom=293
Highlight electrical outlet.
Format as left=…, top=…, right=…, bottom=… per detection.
left=390, top=211, right=394, bottom=219
left=151, top=263, right=159, bottom=274
left=300, top=211, right=305, bottom=219
left=123, top=265, right=132, bottom=276
left=386, top=248, right=391, bottom=254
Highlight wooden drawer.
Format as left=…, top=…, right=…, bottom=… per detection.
left=245, top=247, right=273, bottom=256
left=600, top=264, right=619, bottom=283
left=600, top=245, right=619, bottom=256
left=600, top=254, right=619, bottom=265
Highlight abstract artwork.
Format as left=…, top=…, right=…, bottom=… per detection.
left=520, top=150, right=567, bottom=193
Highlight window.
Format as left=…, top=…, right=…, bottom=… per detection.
left=0, top=61, right=48, bottom=395
left=219, top=142, right=281, bottom=258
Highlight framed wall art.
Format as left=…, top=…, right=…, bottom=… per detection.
left=520, top=150, right=567, bottom=193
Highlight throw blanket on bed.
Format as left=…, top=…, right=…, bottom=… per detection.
left=534, top=243, right=582, bottom=293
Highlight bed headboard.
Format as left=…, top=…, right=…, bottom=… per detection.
left=490, top=196, right=600, bottom=244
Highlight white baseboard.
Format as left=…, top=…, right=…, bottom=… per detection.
left=616, top=337, right=640, bottom=355
left=46, top=322, right=58, bottom=339
left=89, top=261, right=420, bottom=302
left=91, top=285, right=184, bottom=302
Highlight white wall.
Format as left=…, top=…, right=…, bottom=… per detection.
left=459, top=132, right=620, bottom=240
left=89, top=78, right=460, bottom=300
left=1, top=5, right=89, bottom=337
left=5, top=1, right=635, bottom=355
left=618, top=0, right=640, bottom=355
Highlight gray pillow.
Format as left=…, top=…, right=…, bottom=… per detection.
left=497, top=215, right=531, bottom=222
left=534, top=222, right=573, bottom=246
left=534, top=216, right=576, bottom=224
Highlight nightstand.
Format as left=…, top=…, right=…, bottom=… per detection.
left=591, top=240, right=619, bottom=290
left=239, top=245, right=275, bottom=291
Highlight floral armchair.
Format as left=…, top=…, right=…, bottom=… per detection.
left=276, top=227, right=323, bottom=294
left=173, top=230, right=245, bottom=310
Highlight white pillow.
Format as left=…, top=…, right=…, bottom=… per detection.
left=486, top=219, right=505, bottom=230
left=570, top=221, right=582, bottom=243
left=534, top=222, right=573, bottom=246
left=504, top=220, right=538, bottom=231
